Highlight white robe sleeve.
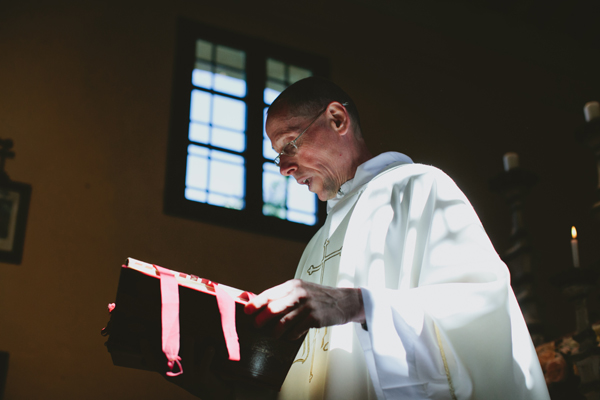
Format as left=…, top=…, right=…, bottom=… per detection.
left=350, top=166, right=548, bottom=400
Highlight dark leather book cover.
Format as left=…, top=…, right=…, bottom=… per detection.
left=102, top=259, right=304, bottom=392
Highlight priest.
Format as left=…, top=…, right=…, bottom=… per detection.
left=244, top=77, right=549, bottom=399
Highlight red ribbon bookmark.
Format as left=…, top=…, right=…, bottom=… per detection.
left=153, top=265, right=255, bottom=375
left=155, top=265, right=183, bottom=377
left=214, top=283, right=241, bottom=361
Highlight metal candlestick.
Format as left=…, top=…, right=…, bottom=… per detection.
left=577, top=118, right=600, bottom=221
left=551, top=267, right=600, bottom=400
left=491, top=166, right=545, bottom=345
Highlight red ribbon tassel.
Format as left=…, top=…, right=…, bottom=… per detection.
left=155, top=265, right=184, bottom=377
left=214, top=283, right=241, bottom=361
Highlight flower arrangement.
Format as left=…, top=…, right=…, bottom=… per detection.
left=536, top=341, right=569, bottom=384
left=534, top=322, right=600, bottom=399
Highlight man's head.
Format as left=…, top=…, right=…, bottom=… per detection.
left=266, top=77, right=372, bottom=201
left=268, top=77, right=362, bottom=136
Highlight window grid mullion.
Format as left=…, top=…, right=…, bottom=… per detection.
left=244, top=48, right=266, bottom=217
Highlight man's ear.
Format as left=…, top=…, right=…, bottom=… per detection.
left=327, top=102, right=350, bottom=137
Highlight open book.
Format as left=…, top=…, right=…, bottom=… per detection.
left=102, top=258, right=304, bottom=391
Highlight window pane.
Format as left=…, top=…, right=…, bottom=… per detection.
left=212, top=149, right=244, bottom=164
left=216, top=45, right=245, bottom=69
left=266, top=80, right=286, bottom=92
left=185, top=188, right=207, bottom=203
left=212, top=95, right=246, bottom=131
left=289, top=66, right=312, bottom=83
left=263, top=108, right=278, bottom=159
left=208, top=193, right=244, bottom=210
left=214, top=69, right=246, bottom=97
left=192, top=69, right=213, bottom=90
left=264, top=140, right=277, bottom=160
left=263, top=203, right=286, bottom=219
left=263, top=162, right=279, bottom=174
left=267, top=58, right=285, bottom=80
left=189, top=122, right=210, bottom=144
left=263, top=165, right=286, bottom=207
left=188, top=144, right=209, bottom=157
left=264, top=80, right=285, bottom=105
left=192, top=61, right=213, bottom=89
left=287, top=179, right=316, bottom=214
left=196, top=39, right=212, bottom=61
left=209, top=153, right=245, bottom=198
left=262, top=162, right=319, bottom=224
left=185, top=147, right=245, bottom=208
left=190, top=90, right=211, bottom=123
left=211, top=127, right=245, bottom=152
left=287, top=210, right=316, bottom=226
left=186, top=153, right=208, bottom=190
left=264, top=88, right=281, bottom=106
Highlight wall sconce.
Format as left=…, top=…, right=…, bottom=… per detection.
left=0, top=139, right=31, bottom=265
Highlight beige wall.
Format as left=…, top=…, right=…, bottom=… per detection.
left=1, top=0, right=599, bottom=398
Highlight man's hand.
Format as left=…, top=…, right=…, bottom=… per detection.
left=244, top=279, right=365, bottom=340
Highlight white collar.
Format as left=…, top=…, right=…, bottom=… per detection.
left=326, top=151, right=413, bottom=213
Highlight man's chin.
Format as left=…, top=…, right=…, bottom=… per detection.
left=315, top=188, right=337, bottom=202
left=311, top=180, right=338, bottom=201
left=316, top=193, right=330, bottom=201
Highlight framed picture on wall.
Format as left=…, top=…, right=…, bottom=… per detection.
left=0, top=180, right=31, bottom=265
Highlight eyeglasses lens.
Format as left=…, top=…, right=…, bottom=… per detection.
left=274, top=143, right=297, bottom=166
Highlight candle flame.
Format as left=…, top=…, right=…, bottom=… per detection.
left=572, top=226, right=577, bottom=239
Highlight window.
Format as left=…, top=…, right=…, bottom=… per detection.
left=164, top=20, right=329, bottom=242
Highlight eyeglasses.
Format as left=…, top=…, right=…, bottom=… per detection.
left=273, top=102, right=348, bottom=166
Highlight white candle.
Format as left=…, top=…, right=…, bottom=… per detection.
left=571, top=226, right=580, bottom=268
left=503, top=152, right=519, bottom=172
left=584, top=101, right=600, bottom=122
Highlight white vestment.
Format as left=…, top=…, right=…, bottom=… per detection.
left=278, top=152, right=549, bottom=400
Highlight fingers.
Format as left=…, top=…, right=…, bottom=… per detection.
left=274, top=306, right=311, bottom=340
left=244, top=280, right=299, bottom=315
left=242, top=280, right=359, bottom=342
left=253, top=294, right=303, bottom=328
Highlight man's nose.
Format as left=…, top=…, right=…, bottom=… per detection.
left=279, top=157, right=297, bottom=176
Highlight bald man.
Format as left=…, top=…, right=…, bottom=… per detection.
left=245, top=77, right=549, bottom=400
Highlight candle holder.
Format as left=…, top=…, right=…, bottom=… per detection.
left=550, top=266, right=600, bottom=400
left=490, top=166, right=545, bottom=344
left=576, top=118, right=600, bottom=221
